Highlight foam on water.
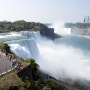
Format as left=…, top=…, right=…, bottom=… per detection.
left=1, top=30, right=90, bottom=82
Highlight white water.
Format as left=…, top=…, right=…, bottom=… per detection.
left=0, top=29, right=90, bottom=82
left=37, top=36, right=90, bottom=81
left=6, top=31, right=40, bottom=59
left=51, top=22, right=71, bottom=35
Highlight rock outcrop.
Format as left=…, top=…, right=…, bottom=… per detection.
left=40, top=28, right=61, bottom=40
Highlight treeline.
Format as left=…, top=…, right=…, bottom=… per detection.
left=0, top=20, right=48, bottom=32
left=65, top=22, right=90, bottom=28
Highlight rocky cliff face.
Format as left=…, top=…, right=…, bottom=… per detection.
left=40, top=28, right=61, bottom=39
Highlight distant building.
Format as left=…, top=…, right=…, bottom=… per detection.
left=65, top=16, right=90, bottom=36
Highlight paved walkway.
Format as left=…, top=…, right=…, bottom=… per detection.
left=0, top=53, right=17, bottom=75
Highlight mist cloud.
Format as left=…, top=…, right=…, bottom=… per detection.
left=37, top=37, right=90, bottom=81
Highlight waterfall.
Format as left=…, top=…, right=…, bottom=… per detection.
left=1, top=30, right=90, bottom=84
left=7, top=39, right=38, bottom=59
left=5, top=31, right=40, bottom=59
left=63, top=28, right=71, bottom=35
left=50, top=22, right=71, bottom=35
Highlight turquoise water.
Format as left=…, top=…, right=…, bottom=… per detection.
left=0, top=31, right=90, bottom=81
left=55, top=35, right=90, bottom=56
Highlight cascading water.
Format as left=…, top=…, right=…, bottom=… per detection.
left=1, top=29, right=90, bottom=87
left=5, top=31, right=40, bottom=59
left=7, top=39, right=38, bottom=59
left=50, top=22, right=71, bottom=35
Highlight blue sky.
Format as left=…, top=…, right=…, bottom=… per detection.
left=0, top=0, right=90, bottom=23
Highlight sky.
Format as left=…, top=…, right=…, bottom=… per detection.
left=0, top=0, right=90, bottom=23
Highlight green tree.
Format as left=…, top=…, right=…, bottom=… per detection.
left=0, top=42, right=11, bottom=53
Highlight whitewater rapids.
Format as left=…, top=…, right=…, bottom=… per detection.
left=1, top=31, right=90, bottom=82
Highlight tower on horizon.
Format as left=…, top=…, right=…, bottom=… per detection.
left=84, top=16, right=90, bottom=23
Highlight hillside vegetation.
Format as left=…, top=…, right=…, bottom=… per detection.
left=0, top=20, right=48, bottom=32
